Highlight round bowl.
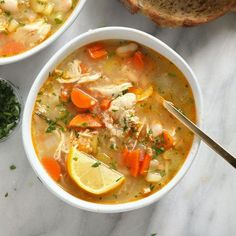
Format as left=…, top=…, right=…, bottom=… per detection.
left=0, top=78, right=22, bottom=142
left=22, top=27, right=203, bottom=213
left=0, top=0, right=87, bottom=65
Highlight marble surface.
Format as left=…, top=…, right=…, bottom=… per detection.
left=1, top=0, right=236, bottom=235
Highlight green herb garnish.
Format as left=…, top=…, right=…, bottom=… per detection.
left=0, top=80, right=21, bottom=140
left=81, top=122, right=88, bottom=127
left=168, top=72, right=176, bottom=77
left=46, top=120, right=57, bottom=133
left=110, top=143, right=116, bottom=150
left=149, top=183, right=155, bottom=191
left=4, top=192, right=8, bottom=197
left=54, top=18, right=63, bottom=24
left=10, top=164, right=16, bottom=170
left=91, top=161, right=101, bottom=168
left=152, top=146, right=165, bottom=157
left=115, top=176, right=122, bottom=182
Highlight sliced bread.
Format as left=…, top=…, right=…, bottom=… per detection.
left=120, top=0, right=236, bottom=27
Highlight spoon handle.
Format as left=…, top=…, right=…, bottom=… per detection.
left=163, top=100, right=236, bottom=169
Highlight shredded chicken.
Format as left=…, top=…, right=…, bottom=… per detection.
left=12, top=20, right=51, bottom=47
left=90, top=82, right=132, bottom=97
left=56, top=59, right=102, bottom=84
left=54, top=130, right=66, bottom=161
left=0, top=0, right=18, bottom=13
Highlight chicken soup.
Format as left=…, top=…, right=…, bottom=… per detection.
left=0, top=0, right=79, bottom=57
left=32, top=40, right=196, bottom=204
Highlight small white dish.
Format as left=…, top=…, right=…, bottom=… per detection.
left=22, top=27, right=203, bottom=213
left=0, top=0, right=87, bottom=65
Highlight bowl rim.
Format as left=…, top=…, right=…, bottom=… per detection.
left=22, top=27, right=203, bottom=213
left=0, top=0, right=87, bottom=65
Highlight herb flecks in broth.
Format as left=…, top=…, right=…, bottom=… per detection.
left=32, top=40, right=196, bottom=204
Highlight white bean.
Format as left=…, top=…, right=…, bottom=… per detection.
left=150, top=123, right=163, bottom=137
left=145, top=172, right=162, bottom=183
left=116, top=43, right=138, bottom=57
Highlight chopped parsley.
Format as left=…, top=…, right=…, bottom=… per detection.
left=46, top=120, right=57, bottom=133
left=115, top=177, right=122, bottom=182
left=4, top=192, right=8, bottom=198
left=168, top=72, right=176, bottom=77
left=159, top=170, right=166, bottom=177
left=91, top=161, right=101, bottom=168
left=110, top=143, right=116, bottom=150
left=10, top=164, right=16, bottom=170
left=152, top=146, right=165, bottom=158
left=54, top=18, right=63, bottom=24
left=149, top=183, right=155, bottom=191
left=73, top=157, right=78, bottom=161
left=81, top=122, right=88, bottom=127
left=0, top=80, right=21, bottom=140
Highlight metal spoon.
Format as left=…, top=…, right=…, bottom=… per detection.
left=163, top=100, right=236, bottom=168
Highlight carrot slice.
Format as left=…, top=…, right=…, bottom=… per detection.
left=132, top=51, right=144, bottom=71
left=71, top=87, right=97, bottom=109
left=100, top=98, right=111, bottom=110
left=139, top=154, right=151, bottom=176
left=41, top=157, right=61, bottom=181
left=162, top=131, right=174, bottom=150
left=122, top=148, right=131, bottom=167
left=69, top=114, right=102, bottom=128
left=87, top=43, right=108, bottom=59
left=129, top=149, right=140, bottom=177
left=1, top=41, right=25, bottom=56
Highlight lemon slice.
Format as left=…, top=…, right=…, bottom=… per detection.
left=67, top=147, right=125, bottom=195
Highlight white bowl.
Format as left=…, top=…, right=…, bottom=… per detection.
left=22, top=27, right=203, bottom=213
left=0, top=0, right=87, bottom=65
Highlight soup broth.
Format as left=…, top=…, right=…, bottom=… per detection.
left=32, top=40, right=196, bottom=204
left=0, top=0, right=79, bottom=57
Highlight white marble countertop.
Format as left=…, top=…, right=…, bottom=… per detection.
left=1, top=0, right=236, bottom=235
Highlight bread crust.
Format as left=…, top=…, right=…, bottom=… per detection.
left=120, top=0, right=236, bottom=27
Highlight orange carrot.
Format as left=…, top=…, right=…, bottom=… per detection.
left=162, top=131, right=174, bottom=150
left=129, top=149, right=140, bottom=177
left=41, top=157, right=61, bottom=181
left=132, top=51, right=144, bottom=71
left=139, top=154, right=151, bottom=175
left=87, top=43, right=108, bottom=59
left=80, top=63, right=88, bottom=74
left=69, top=114, right=102, bottom=128
left=122, top=148, right=131, bottom=167
left=71, top=87, right=97, bottom=109
left=100, top=98, right=111, bottom=110
left=1, top=41, right=25, bottom=56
